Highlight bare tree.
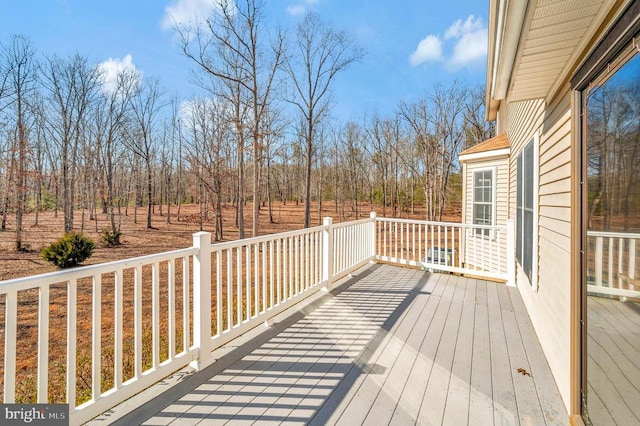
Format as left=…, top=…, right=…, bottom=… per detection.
left=183, top=97, right=231, bottom=240
left=285, top=12, right=363, bottom=228
left=177, top=0, right=285, bottom=237
left=41, top=53, right=100, bottom=232
left=399, top=83, right=468, bottom=220
left=463, top=85, right=494, bottom=149
left=1, top=35, right=38, bottom=250
left=129, top=78, right=164, bottom=229
left=94, top=68, right=138, bottom=237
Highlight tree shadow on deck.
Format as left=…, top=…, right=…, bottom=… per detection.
left=107, top=263, right=430, bottom=425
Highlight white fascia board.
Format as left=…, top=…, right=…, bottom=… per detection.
left=459, top=148, right=511, bottom=163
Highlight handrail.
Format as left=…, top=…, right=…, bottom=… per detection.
left=0, top=213, right=521, bottom=424
left=0, top=216, right=377, bottom=425
left=0, top=247, right=197, bottom=293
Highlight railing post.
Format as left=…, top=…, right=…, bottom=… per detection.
left=506, top=219, right=516, bottom=287
left=370, top=212, right=377, bottom=261
left=191, top=231, right=212, bottom=370
left=322, top=217, right=334, bottom=290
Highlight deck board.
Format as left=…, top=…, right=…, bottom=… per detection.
left=587, top=296, right=640, bottom=425
left=99, top=264, right=567, bottom=426
left=441, top=277, right=474, bottom=425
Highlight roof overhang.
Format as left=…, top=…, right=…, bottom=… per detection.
left=486, top=0, right=624, bottom=121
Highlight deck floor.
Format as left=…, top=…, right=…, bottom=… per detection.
left=102, top=264, right=566, bottom=425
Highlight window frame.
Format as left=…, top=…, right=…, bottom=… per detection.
left=471, top=167, right=497, bottom=237
left=516, top=133, right=539, bottom=290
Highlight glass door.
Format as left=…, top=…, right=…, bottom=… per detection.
left=582, top=45, right=640, bottom=424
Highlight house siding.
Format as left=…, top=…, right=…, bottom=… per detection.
left=462, top=157, right=510, bottom=274
left=505, top=90, right=573, bottom=412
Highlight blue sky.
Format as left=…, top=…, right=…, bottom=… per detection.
left=1, top=0, right=488, bottom=120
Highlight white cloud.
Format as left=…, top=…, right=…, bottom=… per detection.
left=286, top=4, right=306, bottom=16
left=444, top=15, right=484, bottom=40
left=97, top=54, right=141, bottom=94
left=410, top=15, right=487, bottom=69
left=409, top=35, right=442, bottom=66
left=161, top=0, right=222, bottom=30
left=286, top=0, right=319, bottom=16
left=449, top=29, right=487, bottom=68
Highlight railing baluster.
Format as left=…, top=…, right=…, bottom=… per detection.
left=216, top=251, right=223, bottom=336
left=295, top=235, right=300, bottom=295
left=276, top=239, right=282, bottom=304
left=115, top=269, right=124, bottom=388
left=92, top=273, right=102, bottom=400
left=236, top=246, right=242, bottom=325
left=617, top=238, right=624, bottom=287
left=606, top=238, right=613, bottom=288
left=37, top=284, right=49, bottom=403
left=182, top=257, right=190, bottom=354
left=305, top=233, right=310, bottom=289
left=134, top=265, right=143, bottom=378
left=246, top=245, right=251, bottom=320
left=152, top=262, right=160, bottom=369
left=444, top=226, right=449, bottom=266
left=262, top=242, right=267, bottom=312
left=595, top=236, right=603, bottom=286
left=226, top=250, right=232, bottom=330
left=167, top=260, right=175, bottom=360
left=4, top=290, right=17, bottom=402
left=270, top=240, right=275, bottom=308
left=451, top=227, right=456, bottom=267
left=253, top=244, right=258, bottom=317
left=66, top=279, right=77, bottom=408
left=629, top=239, right=636, bottom=280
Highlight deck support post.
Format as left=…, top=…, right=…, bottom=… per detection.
left=191, top=232, right=213, bottom=370
left=322, top=217, right=334, bottom=290
left=506, top=219, right=516, bottom=286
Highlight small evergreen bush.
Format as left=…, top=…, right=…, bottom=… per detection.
left=42, top=232, right=95, bottom=268
left=100, top=229, right=122, bottom=247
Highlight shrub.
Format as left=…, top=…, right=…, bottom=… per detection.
left=42, top=232, right=95, bottom=268
left=100, top=229, right=122, bottom=247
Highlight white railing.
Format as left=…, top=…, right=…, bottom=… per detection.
left=374, top=218, right=515, bottom=285
left=0, top=247, right=197, bottom=425
left=0, top=215, right=376, bottom=425
left=587, top=230, right=640, bottom=299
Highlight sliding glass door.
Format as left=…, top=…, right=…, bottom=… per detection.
left=582, top=41, right=640, bottom=425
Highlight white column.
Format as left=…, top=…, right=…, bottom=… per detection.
left=191, top=232, right=213, bottom=370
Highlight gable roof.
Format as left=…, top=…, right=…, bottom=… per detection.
left=459, top=133, right=510, bottom=157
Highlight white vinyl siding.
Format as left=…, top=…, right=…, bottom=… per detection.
left=504, top=93, right=572, bottom=411
left=462, top=159, right=509, bottom=276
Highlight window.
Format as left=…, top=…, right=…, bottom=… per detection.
left=472, top=169, right=494, bottom=235
left=516, top=138, right=536, bottom=284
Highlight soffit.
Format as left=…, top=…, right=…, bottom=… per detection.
left=507, top=0, right=609, bottom=102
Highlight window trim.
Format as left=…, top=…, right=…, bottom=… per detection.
left=471, top=167, right=497, bottom=237
left=516, top=133, right=539, bottom=291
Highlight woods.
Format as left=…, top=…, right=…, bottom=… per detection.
left=0, top=1, right=493, bottom=252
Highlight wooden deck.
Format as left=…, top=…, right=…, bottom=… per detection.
left=94, top=264, right=567, bottom=425
left=587, top=295, right=640, bottom=425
